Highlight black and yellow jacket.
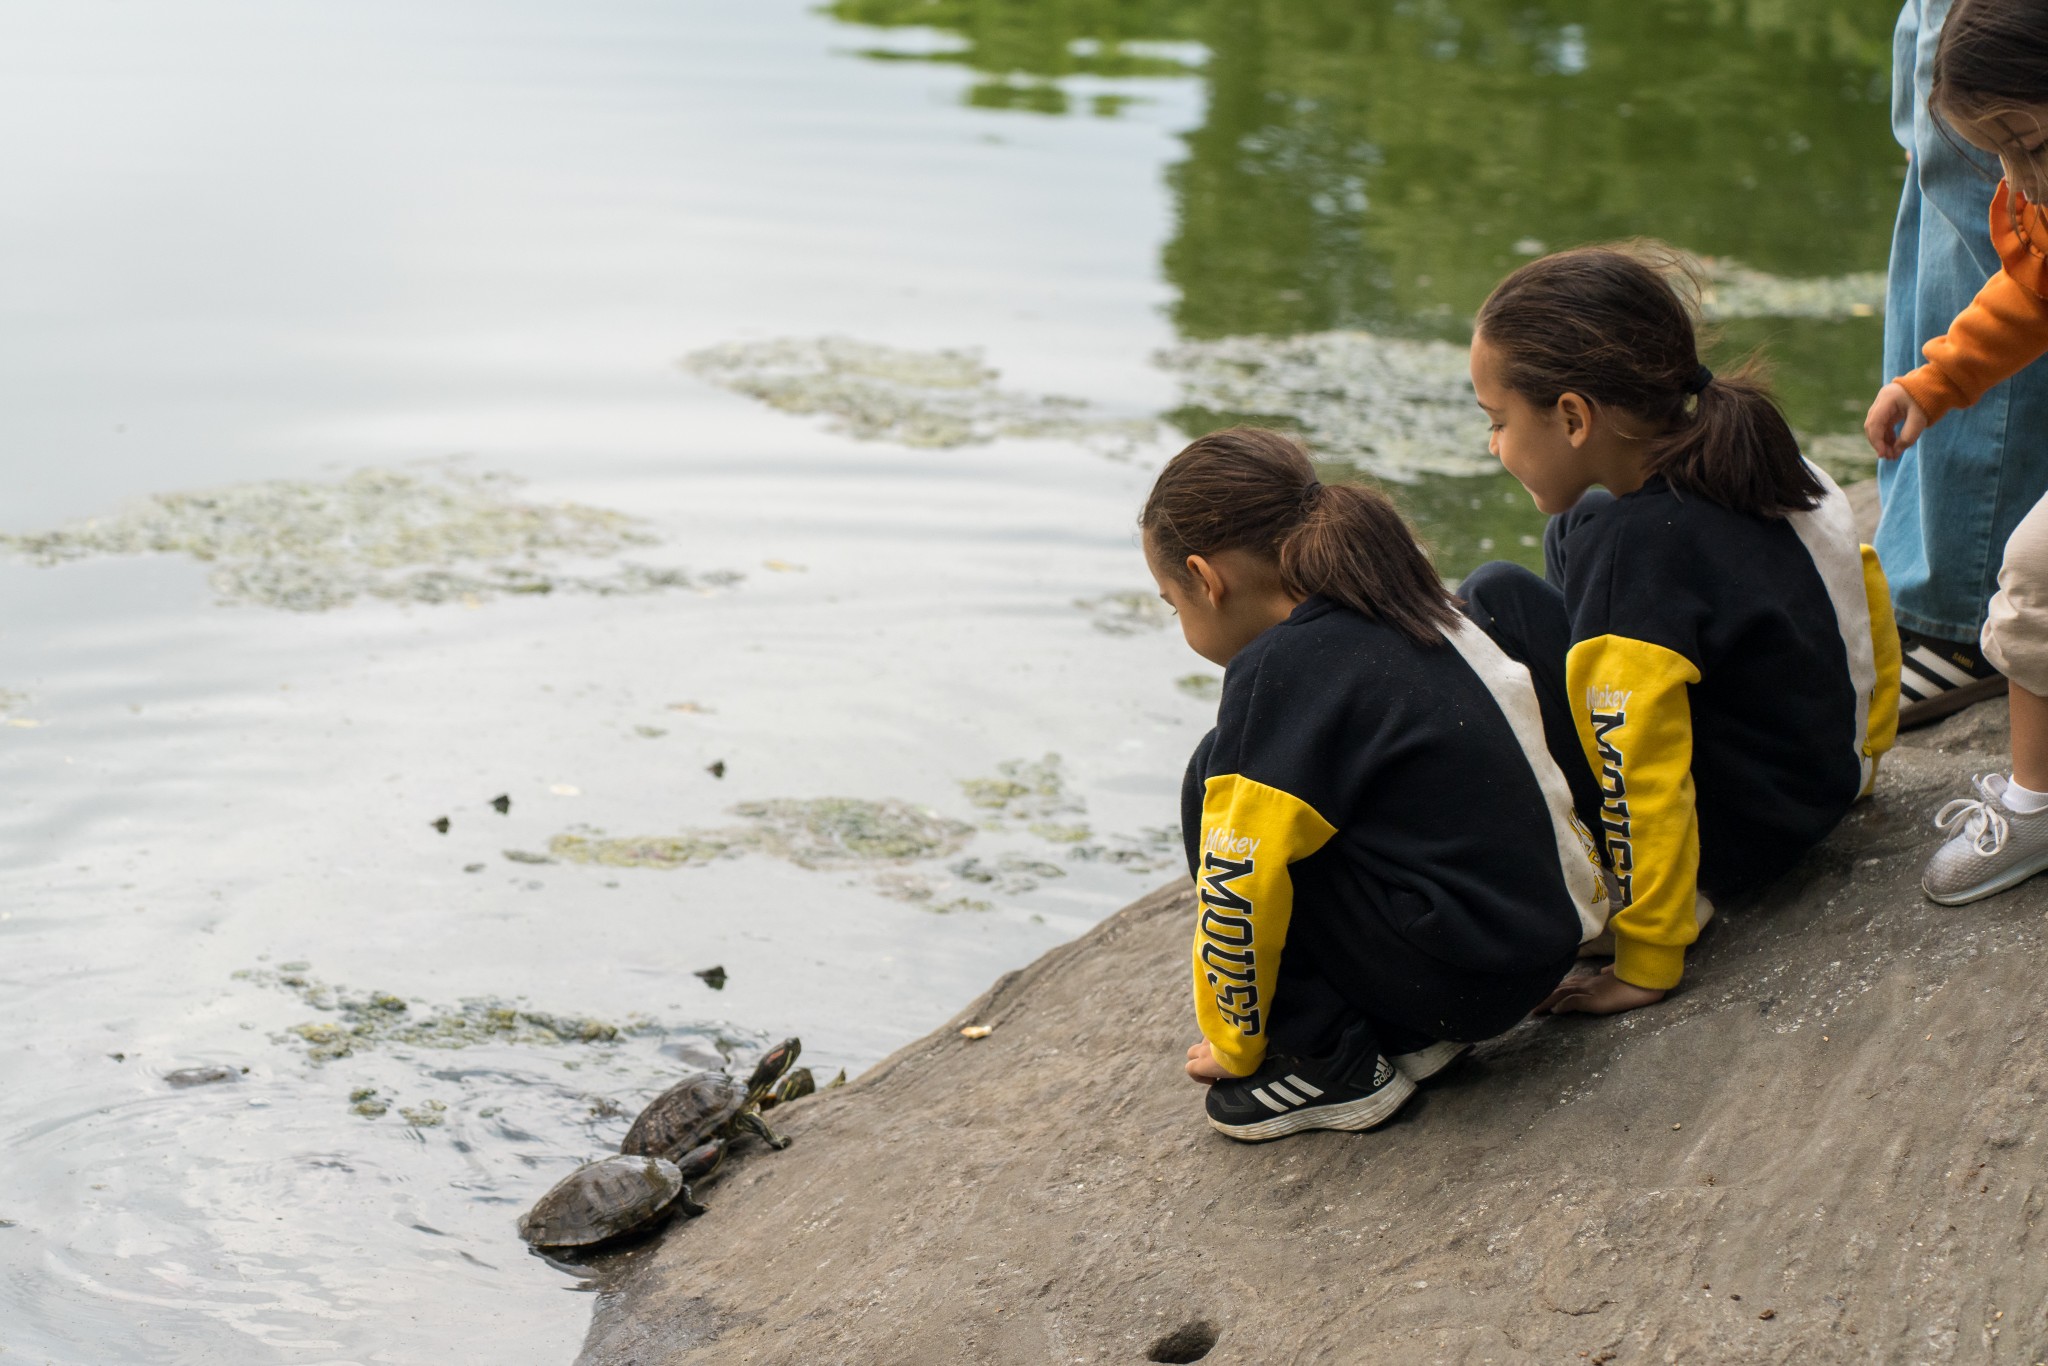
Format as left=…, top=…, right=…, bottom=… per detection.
left=1559, top=467, right=1900, bottom=992
left=1181, top=597, right=1609, bottom=1078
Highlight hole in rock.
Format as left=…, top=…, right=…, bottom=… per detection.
left=1147, top=1320, right=1219, bottom=1363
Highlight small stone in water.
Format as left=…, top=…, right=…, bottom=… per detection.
left=706, top=760, right=726, bottom=779
left=165, top=1066, right=238, bottom=1088
left=695, top=965, right=728, bottom=991
left=430, top=816, right=450, bottom=834
left=491, top=794, right=511, bottom=814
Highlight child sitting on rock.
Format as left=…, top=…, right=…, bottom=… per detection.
left=1145, top=427, right=1609, bottom=1141
left=1466, top=246, right=1901, bottom=1018
left=1865, top=0, right=2048, bottom=905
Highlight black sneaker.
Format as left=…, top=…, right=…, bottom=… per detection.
left=1898, top=627, right=2007, bottom=730
left=1204, top=1024, right=1417, bottom=1142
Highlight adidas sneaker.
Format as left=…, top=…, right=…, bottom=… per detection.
left=1389, top=1040, right=1471, bottom=1082
left=1204, top=1021, right=1416, bottom=1142
left=1898, top=627, right=2007, bottom=730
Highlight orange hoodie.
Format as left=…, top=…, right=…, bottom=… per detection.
left=1898, top=181, right=2048, bottom=422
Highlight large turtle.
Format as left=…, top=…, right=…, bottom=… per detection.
left=517, top=1151, right=715, bottom=1248
left=618, top=1037, right=800, bottom=1196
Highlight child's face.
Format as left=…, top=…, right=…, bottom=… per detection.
left=1470, top=332, right=1593, bottom=515
left=1950, top=103, right=2048, bottom=204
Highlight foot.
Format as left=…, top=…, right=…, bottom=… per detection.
left=1923, top=773, right=2048, bottom=905
left=1388, top=1040, right=1470, bottom=1082
left=1898, top=628, right=2008, bottom=731
left=1204, top=1024, right=1416, bottom=1142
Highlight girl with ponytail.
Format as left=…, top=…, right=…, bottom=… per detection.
left=1467, top=245, right=1901, bottom=1018
left=1144, top=427, right=1609, bottom=1142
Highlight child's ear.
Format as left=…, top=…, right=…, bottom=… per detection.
left=1558, top=392, right=1593, bottom=448
left=1185, top=554, right=1226, bottom=608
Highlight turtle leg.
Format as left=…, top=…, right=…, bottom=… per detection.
left=675, top=1182, right=709, bottom=1218
left=734, top=1110, right=791, bottom=1151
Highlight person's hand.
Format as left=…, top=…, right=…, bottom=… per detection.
left=1535, top=963, right=1667, bottom=1016
left=1864, top=382, right=1930, bottom=461
left=1184, top=1039, right=1233, bottom=1083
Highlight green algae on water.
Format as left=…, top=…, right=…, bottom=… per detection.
left=733, top=797, right=973, bottom=868
left=1074, top=590, right=1172, bottom=636
left=1176, top=673, right=1221, bottom=702
left=0, top=465, right=739, bottom=611
left=684, top=337, right=1157, bottom=455
left=237, top=965, right=642, bottom=1064
left=550, top=831, right=738, bottom=870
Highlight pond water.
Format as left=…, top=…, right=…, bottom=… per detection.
left=0, top=1, right=1897, bottom=1361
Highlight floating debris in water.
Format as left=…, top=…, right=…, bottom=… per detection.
left=238, top=965, right=640, bottom=1064
left=349, top=1086, right=388, bottom=1118
left=431, top=816, right=451, bottom=834
left=667, top=701, right=714, bottom=714
left=549, top=784, right=581, bottom=797
left=706, top=760, right=727, bottom=779
left=164, top=1066, right=239, bottom=1088
left=694, top=965, right=728, bottom=991
left=1159, top=330, right=1487, bottom=481
left=1695, top=259, right=1885, bottom=322
left=464, top=862, right=485, bottom=873
left=1075, top=590, right=1172, bottom=636
left=961, top=754, right=1091, bottom=846
left=491, top=794, right=512, bottom=814
left=503, top=849, right=554, bottom=865
left=1176, top=673, right=1222, bottom=702
left=0, top=465, right=740, bottom=611
left=762, top=558, right=807, bottom=573
left=685, top=336, right=1158, bottom=455
left=634, top=726, right=668, bottom=739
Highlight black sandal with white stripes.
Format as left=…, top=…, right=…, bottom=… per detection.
left=1898, top=628, right=2007, bottom=731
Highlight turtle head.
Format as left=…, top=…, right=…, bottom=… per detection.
left=743, top=1037, right=801, bottom=1104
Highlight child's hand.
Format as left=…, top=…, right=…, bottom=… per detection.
left=1864, top=382, right=1930, bottom=461
left=1184, top=1039, right=1233, bottom=1083
left=1535, top=964, right=1667, bottom=1016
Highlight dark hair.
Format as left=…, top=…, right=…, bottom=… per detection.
left=1475, top=244, right=1824, bottom=519
left=1139, top=426, right=1460, bottom=647
left=1933, top=0, right=2048, bottom=129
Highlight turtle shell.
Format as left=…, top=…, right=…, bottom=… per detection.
left=620, top=1072, right=745, bottom=1161
left=517, top=1154, right=683, bottom=1248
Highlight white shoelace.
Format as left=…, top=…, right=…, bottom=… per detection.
left=1934, top=773, right=2012, bottom=856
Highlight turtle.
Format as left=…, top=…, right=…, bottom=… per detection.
left=758, top=1065, right=815, bottom=1110
left=619, top=1037, right=800, bottom=1195
left=517, top=1151, right=715, bottom=1248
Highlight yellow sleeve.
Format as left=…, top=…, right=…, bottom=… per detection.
left=1569, top=636, right=1702, bottom=992
left=1192, top=774, right=1338, bottom=1077
left=1862, top=544, right=1900, bottom=783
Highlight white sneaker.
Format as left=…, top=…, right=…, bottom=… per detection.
left=1922, top=773, right=2048, bottom=906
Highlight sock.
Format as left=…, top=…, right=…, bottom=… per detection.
left=2001, top=777, right=2048, bottom=814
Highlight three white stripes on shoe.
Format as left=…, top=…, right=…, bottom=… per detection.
left=1252, top=1075, right=1325, bottom=1113
left=1899, top=643, right=1978, bottom=702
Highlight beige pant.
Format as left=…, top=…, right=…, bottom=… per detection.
left=1985, top=492, right=2048, bottom=695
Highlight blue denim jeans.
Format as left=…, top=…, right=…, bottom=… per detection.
left=1876, top=0, right=2048, bottom=643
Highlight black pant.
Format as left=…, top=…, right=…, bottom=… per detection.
left=1266, top=907, right=1575, bottom=1059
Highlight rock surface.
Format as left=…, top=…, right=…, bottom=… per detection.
left=579, top=698, right=2046, bottom=1365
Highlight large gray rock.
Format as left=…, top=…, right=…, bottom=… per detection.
left=582, top=702, right=2046, bottom=1365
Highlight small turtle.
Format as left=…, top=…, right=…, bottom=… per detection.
left=518, top=1150, right=722, bottom=1248
left=619, top=1038, right=799, bottom=1198
left=759, top=1065, right=816, bottom=1110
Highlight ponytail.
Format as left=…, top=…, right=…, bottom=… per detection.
left=1140, top=427, right=1460, bottom=648
left=1476, top=244, right=1824, bottom=519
